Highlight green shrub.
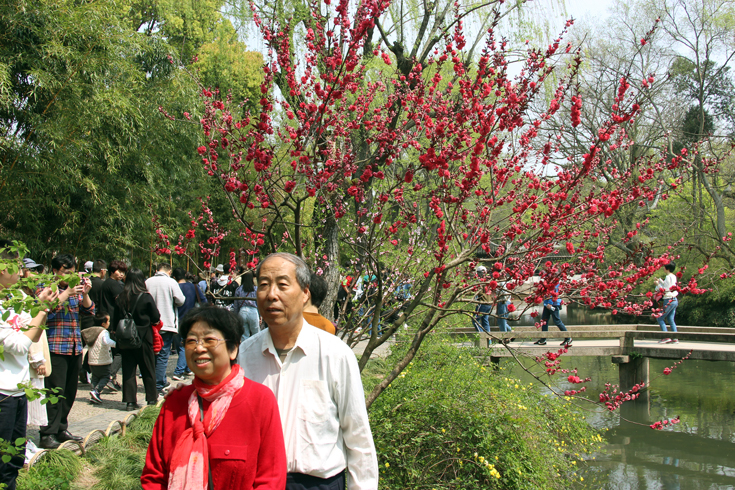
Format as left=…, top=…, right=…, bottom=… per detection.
left=17, top=449, right=81, bottom=490
left=369, top=336, right=601, bottom=489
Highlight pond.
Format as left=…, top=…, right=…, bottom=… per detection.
left=498, top=306, right=735, bottom=490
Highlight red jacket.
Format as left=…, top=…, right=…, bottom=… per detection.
left=141, top=377, right=287, bottom=489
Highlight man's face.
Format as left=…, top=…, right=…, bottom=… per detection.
left=111, top=270, right=125, bottom=281
left=54, top=265, right=75, bottom=275
left=256, top=257, right=309, bottom=332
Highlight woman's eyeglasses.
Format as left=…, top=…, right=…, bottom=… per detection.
left=184, top=337, right=226, bottom=349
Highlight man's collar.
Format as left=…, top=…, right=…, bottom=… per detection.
left=261, top=318, right=316, bottom=357
left=155, top=271, right=168, bottom=277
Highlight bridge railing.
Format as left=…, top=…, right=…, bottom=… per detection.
left=445, top=324, right=735, bottom=349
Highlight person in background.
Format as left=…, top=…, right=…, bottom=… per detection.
left=83, top=312, right=116, bottom=404
left=0, top=240, right=56, bottom=490
left=142, top=305, right=287, bottom=489
left=234, top=270, right=259, bottom=341
left=98, top=259, right=127, bottom=317
left=303, top=272, right=336, bottom=334
left=113, top=268, right=161, bottom=411
left=97, top=259, right=125, bottom=392
left=21, top=257, right=44, bottom=278
left=27, top=327, right=51, bottom=427
left=534, top=283, right=571, bottom=347
left=88, top=260, right=107, bottom=308
left=146, top=263, right=185, bottom=395
left=472, top=266, right=492, bottom=333
left=494, top=280, right=513, bottom=337
left=210, top=264, right=237, bottom=309
left=80, top=259, right=108, bottom=384
left=239, top=253, right=378, bottom=489
left=38, top=253, right=95, bottom=449
left=655, top=261, right=679, bottom=344
left=171, top=267, right=206, bottom=381
left=197, top=271, right=209, bottom=297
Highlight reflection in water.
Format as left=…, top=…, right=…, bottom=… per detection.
left=499, top=306, right=735, bottom=489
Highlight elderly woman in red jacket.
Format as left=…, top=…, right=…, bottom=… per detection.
left=141, top=305, right=286, bottom=489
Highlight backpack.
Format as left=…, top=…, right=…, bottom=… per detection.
left=116, top=293, right=144, bottom=350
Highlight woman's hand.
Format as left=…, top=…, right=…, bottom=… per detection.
left=36, top=365, right=47, bottom=377
left=37, top=287, right=58, bottom=304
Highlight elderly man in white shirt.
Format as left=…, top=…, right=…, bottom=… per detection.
left=238, top=253, right=378, bottom=490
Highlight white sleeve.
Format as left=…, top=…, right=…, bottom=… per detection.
left=0, top=328, right=32, bottom=356
left=336, top=350, right=379, bottom=490
left=100, top=330, right=117, bottom=347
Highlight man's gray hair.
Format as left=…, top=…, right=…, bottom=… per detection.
left=256, top=253, right=311, bottom=291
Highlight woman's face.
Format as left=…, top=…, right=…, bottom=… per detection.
left=185, top=321, right=236, bottom=385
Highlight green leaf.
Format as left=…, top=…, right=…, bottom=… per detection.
left=1, top=455, right=11, bottom=464
left=14, top=438, right=25, bottom=446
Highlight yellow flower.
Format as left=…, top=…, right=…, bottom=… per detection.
left=385, top=462, right=390, bottom=468
left=441, top=428, right=446, bottom=433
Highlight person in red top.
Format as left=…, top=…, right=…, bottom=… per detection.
left=142, top=305, right=286, bottom=490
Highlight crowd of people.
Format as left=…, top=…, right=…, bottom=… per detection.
left=0, top=246, right=376, bottom=490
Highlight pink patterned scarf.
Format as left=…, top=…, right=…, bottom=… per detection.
left=167, top=364, right=245, bottom=490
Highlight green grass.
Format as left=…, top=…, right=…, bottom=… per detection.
left=17, top=449, right=82, bottom=490
left=83, top=405, right=160, bottom=490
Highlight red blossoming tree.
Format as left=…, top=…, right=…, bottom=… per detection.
left=155, top=0, right=718, bottom=408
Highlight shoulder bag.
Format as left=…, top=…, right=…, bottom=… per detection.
left=116, top=293, right=145, bottom=349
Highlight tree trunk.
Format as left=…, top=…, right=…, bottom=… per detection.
left=319, top=213, right=340, bottom=322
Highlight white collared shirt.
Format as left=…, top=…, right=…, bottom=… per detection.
left=238, top=321, right=378, bottom=490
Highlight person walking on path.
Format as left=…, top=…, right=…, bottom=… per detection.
left=113, top=268, right=161, bottom=410
left=38, top=254, right=95, bottom=449
left=146, top=263, right=185, bottom=395
left=83, top=312, right=116, bottom=404
left=171, top=267, right=205, bottom=381
left=234, top=270, right=260, bottom=340
left=534, top=284, right=571, bottom=347
left=472, top=266, right=493, bottom=333
left=495, top=281, right=513, bottom=335
left=655, top=262, right=679, bottom=344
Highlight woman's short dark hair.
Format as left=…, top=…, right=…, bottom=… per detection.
left=664, top=262, right=676, bottom=273
left=172, top=267, right=186, bottom=282
left=179, top=305, right=244, bottom=364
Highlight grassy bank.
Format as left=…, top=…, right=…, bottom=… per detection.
left=17, top=406, right=160, bottom=490
left=366, top=336, right=602, bottom=489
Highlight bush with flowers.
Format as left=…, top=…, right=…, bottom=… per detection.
left=367, top=336, right=600, bottom=489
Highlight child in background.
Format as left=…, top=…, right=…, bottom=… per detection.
left=82, top=313, right=116, bottom=404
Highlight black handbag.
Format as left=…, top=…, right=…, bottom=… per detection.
left=116, top=293, right=144, bottom=349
